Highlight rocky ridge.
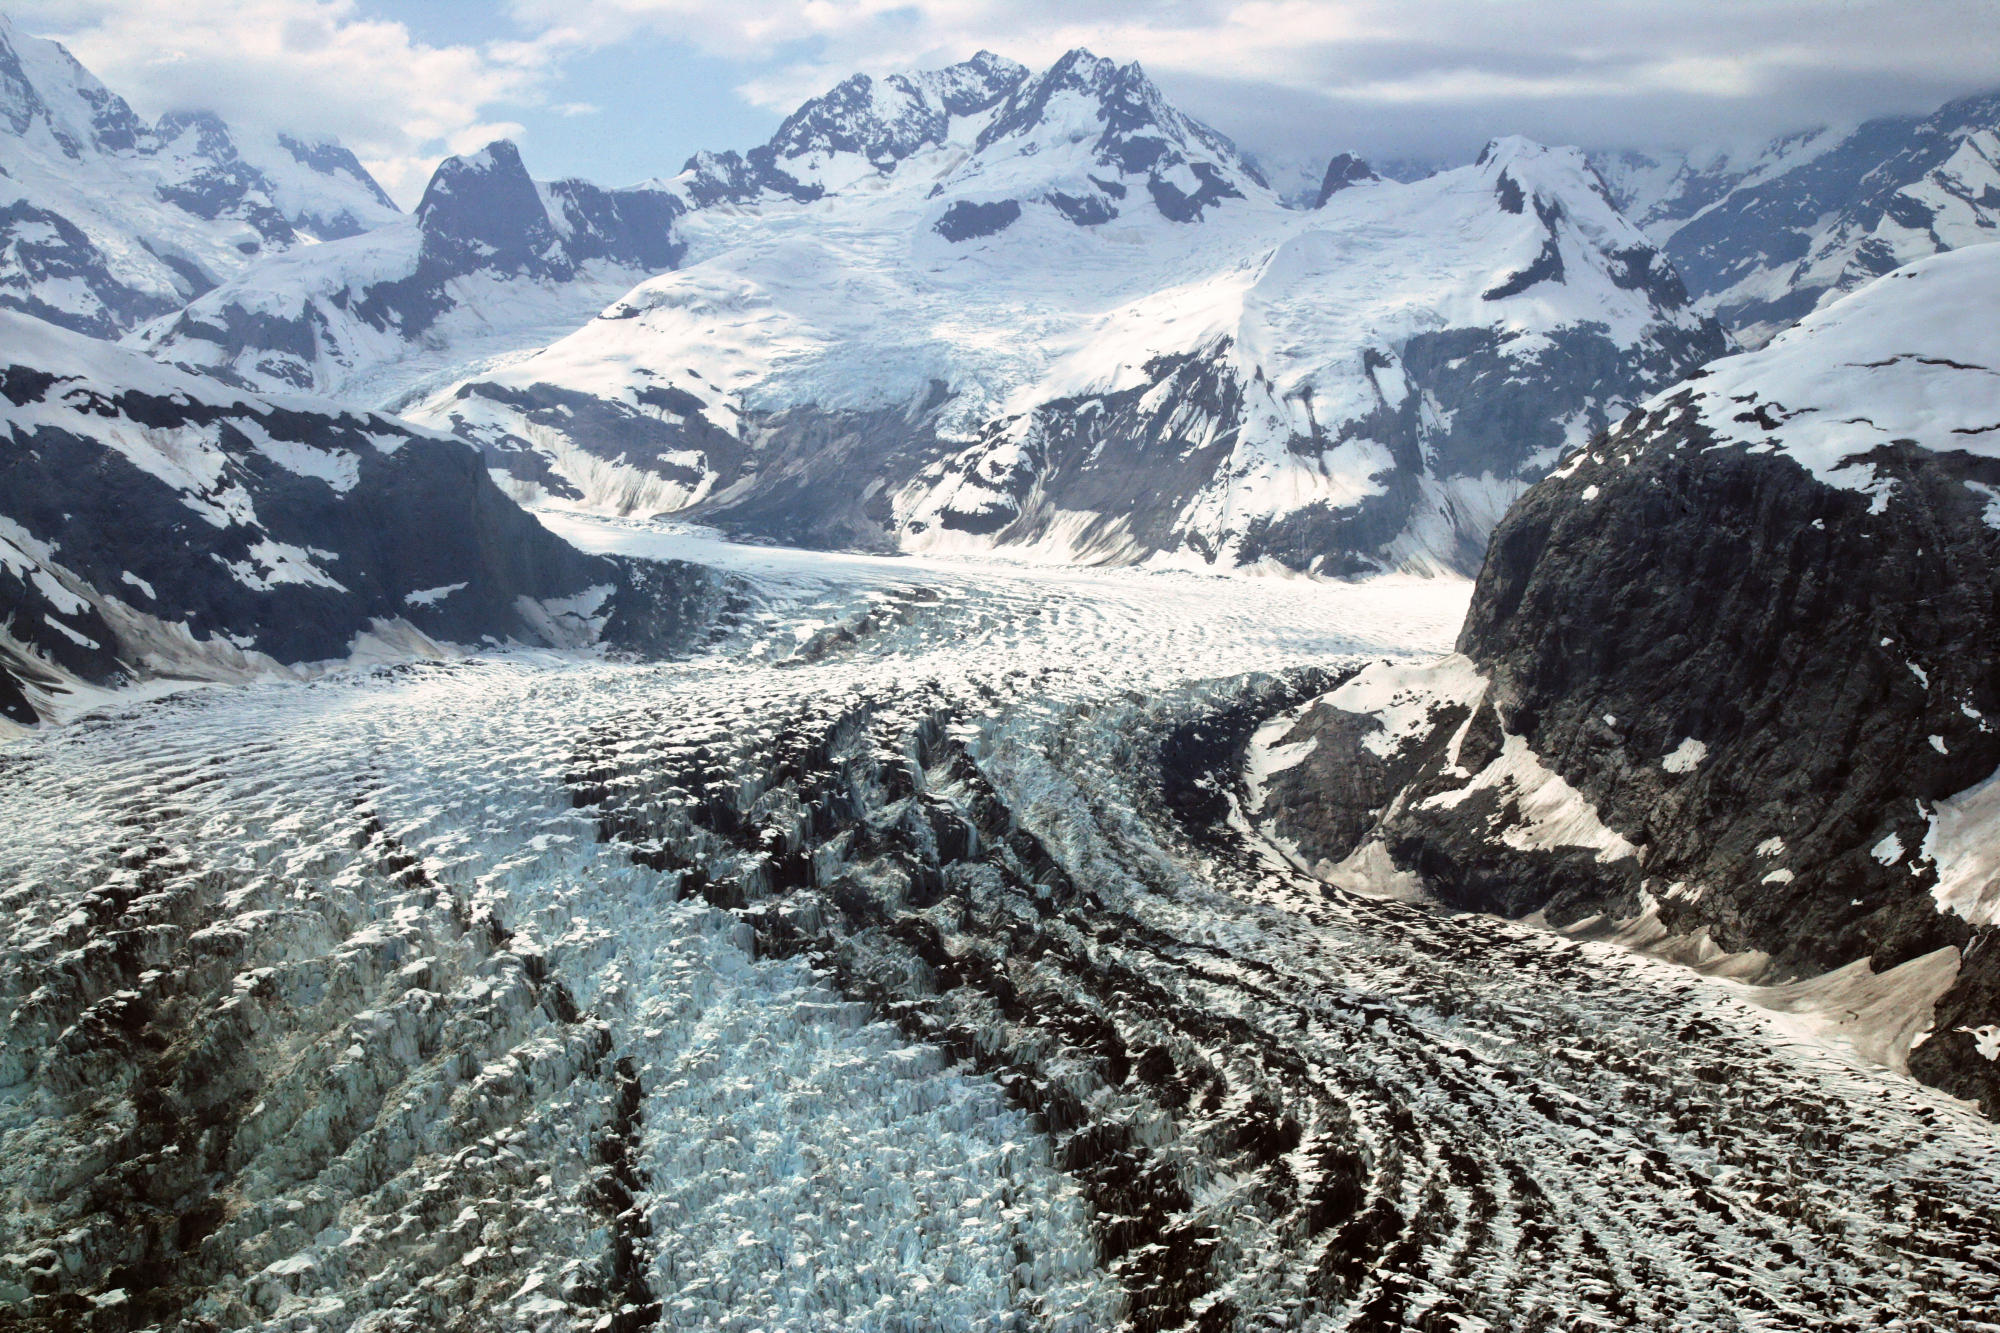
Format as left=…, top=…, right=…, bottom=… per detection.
left=129, top=139, right=686, bottom=403
left=1250, top=245, right=2000, bottom=1112
left=1595, top=88, right=2000, bottom=345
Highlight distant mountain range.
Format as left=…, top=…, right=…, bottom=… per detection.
left=1, top=8, right=1998, bottom=711
left=0, top=14, right=397, bottom=338
left=132, top=46, right=1717, bottom=576
left=1593, top=89, right=2000, bottom=344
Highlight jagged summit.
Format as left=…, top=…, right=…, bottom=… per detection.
left=676, top=46, right=1265, bottom=226
left=947, top=46, right=1265, bottom=224
left=0, top=11, right=146, bottom=158
left=132, top=138, right=685, bottom=399
left=678, top=52, right=1028, bottom=205
left=415, top=139, right=562, bottom=269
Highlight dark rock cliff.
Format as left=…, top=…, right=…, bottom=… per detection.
left=1254, top=365, right=2000, bottom=1115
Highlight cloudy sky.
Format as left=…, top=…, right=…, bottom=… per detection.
left=10, top=0, right=1998, bottom=204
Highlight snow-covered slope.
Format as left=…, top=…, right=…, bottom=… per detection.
left=1257, top=244, right=2000, bottom=1112
left=129, top=140, right=686, bottom=406
left=414, top=60, right=1723, bottom=576
left=1653, top=244, right=2000, bottom=492
left=0, top=13, right=398, bottom=338
left=679, top=48, right=1263, bottom=226
left=0, top=309, right=718, bottom=728
left=1594, top=88, right=2000, bottom=345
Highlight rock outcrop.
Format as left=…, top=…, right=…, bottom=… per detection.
left=130, top=140, right=685, bottom=402
left=0, top=310, right=720, bottom=727
left=1252, top=245, right=2000, bottom=1113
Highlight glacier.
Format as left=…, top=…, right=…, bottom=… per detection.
left=2, top=521, right=1994, bottom=1330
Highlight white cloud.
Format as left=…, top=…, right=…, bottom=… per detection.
left=506, top=0, right=2000, bottom=159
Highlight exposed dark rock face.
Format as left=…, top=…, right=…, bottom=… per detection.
left=134, top=139, right=687, bottom=397
left=904, top=310, right=1726, bottom=576
left=1457, top=407, right=2000, bottom=1111
left=934, top=198, right=1021, bottom=242
left=412, top=140, right=561, bottom=271
left=1313, top=153, right=1378, bottom=207
left=1256, top=374, right=2000, bottom=1114
left=0, top=312, right=723, bottom=726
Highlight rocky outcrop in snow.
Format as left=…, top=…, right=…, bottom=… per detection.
left=129, top=139, right=686, bottom=403
left=1312, top=152, right=1379, bottom=206
left=0, top=310, right=721, bottom=728
left=1251, top=245, right=2000, bottom=1113
left=0, top=14, right=397, bottom=338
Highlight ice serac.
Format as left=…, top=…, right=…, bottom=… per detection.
left=1254, top=245, right=2000, bottom=1113
left=128, top=138, right=686, bottom=403
left=1594, top=87, right=2000, bottom=345
left=0, top=13, right=398, bottom=338
left=0, top=309, right=719, bottom=728
left=421, top=112, right=1724, bottom=575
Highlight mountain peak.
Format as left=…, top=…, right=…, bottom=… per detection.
left=0, top=13, right=149, bottom=158
left=415, top=139, right=561, bottom=267
left=1314, top=152, right=1379, bottom=207
left=676, top=51, right=1030, bottom=206
left=0, top=15, right=400, bottom=337
left=954, top=47, right=1266, bottom=224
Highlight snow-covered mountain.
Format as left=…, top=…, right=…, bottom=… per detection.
left=0, top=309, right=719, bottom=728
left=1595, top=87, right=2000, bottom=345
left=680, top=48, right=1265, bottom=226
left=129, top=139, right=686, bottom=407
left=678, top=50, right=1030, bottom=206
left=1252, top=243, right=2000, bottom=1112
left=409, top=53, right=1722, bottom=576
left=0, top=12, right=398, bottom=338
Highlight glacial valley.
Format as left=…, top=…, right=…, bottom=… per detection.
left=2, top=522, right=1994, bottom=1332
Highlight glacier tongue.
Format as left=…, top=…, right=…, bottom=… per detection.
left=1, top=522, right=1996, bottom=1331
